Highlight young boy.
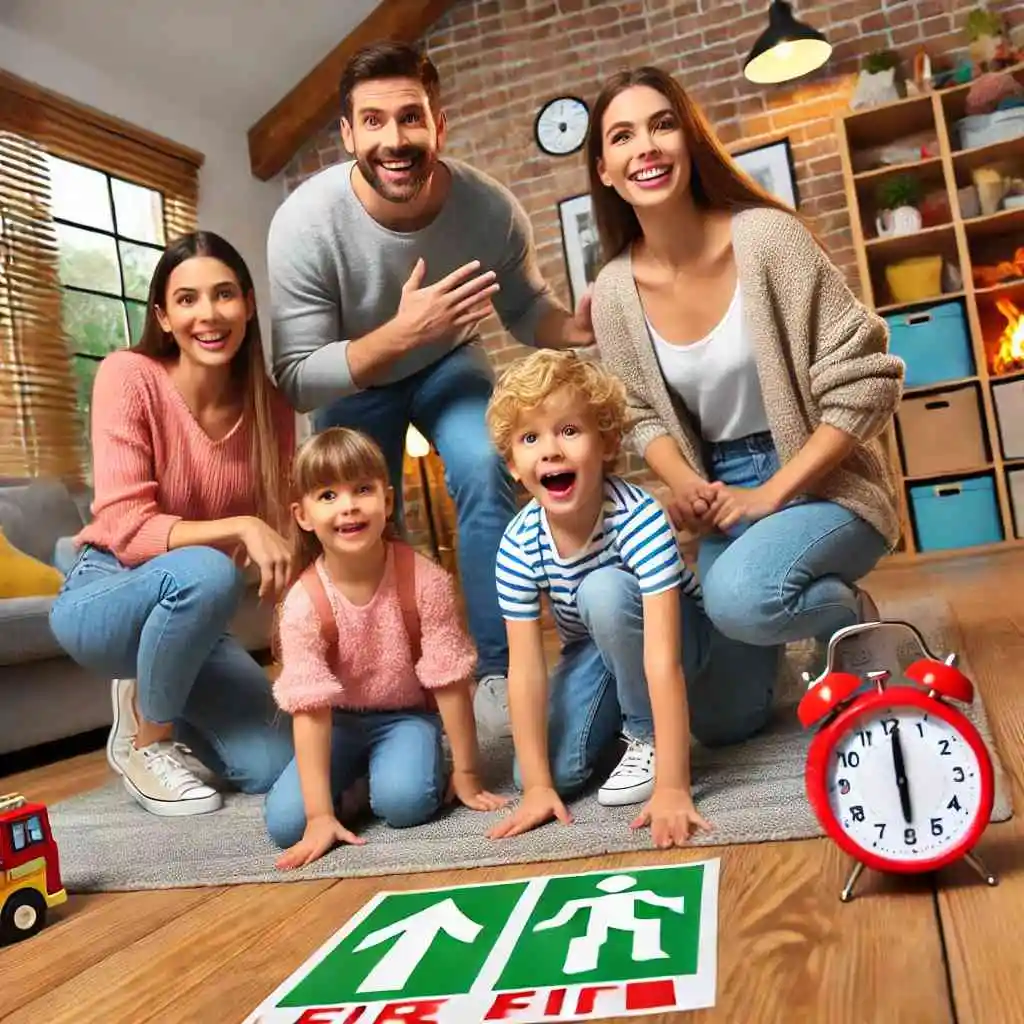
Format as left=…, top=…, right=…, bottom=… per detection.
left=484, top=349, right=710, bottom=850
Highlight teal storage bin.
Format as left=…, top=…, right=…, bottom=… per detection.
left=885, top=301, right=973, bottom=389
left=909, top=475, right=1003, bottom=552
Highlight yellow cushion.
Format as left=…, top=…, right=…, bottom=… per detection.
left=0, top=527, right=64, bottom=598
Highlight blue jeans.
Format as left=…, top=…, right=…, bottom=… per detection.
left=518, top=565, right=782, bottom=797
left=264, top=710, right=445, bottom=848
left=313, top=343, right=516, bottom=679
left=698, top=432, right=889, bottom=647
left=48, top=545, right=294, bottom=794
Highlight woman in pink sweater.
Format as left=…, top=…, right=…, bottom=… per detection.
left=265, top=427, right=506, bottom=869
left=49, top=231, right=296, bottom=817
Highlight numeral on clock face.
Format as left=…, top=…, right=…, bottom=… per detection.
left=826, top=707, right=981, bottom=861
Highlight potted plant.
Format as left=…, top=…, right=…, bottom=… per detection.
left=875, top=175, right=924, bottom=236
left=966, top=5, right=1007, bottom=72
left=851, top=49, right=902, bottom=109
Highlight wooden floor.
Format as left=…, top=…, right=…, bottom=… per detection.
left=2, top=550, right=1023, bottom=1023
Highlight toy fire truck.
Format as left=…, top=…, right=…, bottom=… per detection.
left=0, top=793, right=67, bottom=943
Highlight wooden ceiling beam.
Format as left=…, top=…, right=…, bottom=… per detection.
left=247, top=0, right=458, bottom=181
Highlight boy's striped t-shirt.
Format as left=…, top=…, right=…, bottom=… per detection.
left=495, top=475, right=702, bottom=642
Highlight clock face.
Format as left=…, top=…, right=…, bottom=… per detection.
left=822, top=700, right=985, bottom=868
left=535, top=96, right=590, bottom=157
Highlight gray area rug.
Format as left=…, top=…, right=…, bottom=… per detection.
left=49, top=596, right=1013, bottom=892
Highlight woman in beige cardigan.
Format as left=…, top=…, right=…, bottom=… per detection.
left=586, top=65, right=905, bottom=743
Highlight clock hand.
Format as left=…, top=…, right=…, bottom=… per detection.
left=891, top=722, right=913, bottom=824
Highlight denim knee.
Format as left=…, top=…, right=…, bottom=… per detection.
left=370, top=773, right=443, bottom=828
left=512, top=757, right=590, bottom=800
left=575, top=566, right=641, bottom=637
left=443, top=438, right=510, bottom=501
left=690, top=702, right=773, bottom=749
left=167, top=546, right=246, bottom=615
left=264, top=788, right=306, bottom=849
left=700, top=568, right=779, bottom=646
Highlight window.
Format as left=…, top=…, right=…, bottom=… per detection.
left=48, top=155, right=166, bottom=435
left=8, top=815, right=44, bottom=853
left=0, top=69, right=201, bottom=483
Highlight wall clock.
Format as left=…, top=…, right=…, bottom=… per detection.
left=797, top=619, right=998, bottom=903
left=534, top=96, right=590, bottom=157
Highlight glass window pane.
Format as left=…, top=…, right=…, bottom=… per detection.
left=11, top=823, right=26, bottom=852
left=112, top=178, right=165, bottom=245
left=56, top=224, right=120, bottom=294
left=62, top=291, right=128, bottom=357
left=73, top=356, right=102, bottom=434
left=126, top=301, right=147, bottom=344
left=46, top=155, right=113, bottom=231
left=120, top=241, right=162, bottom=301
left=26, top=816, right=43, bottom=843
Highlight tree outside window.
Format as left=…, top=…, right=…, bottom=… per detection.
left=47, top=155, right=165, bottom=441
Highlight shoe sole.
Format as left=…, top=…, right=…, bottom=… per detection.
left=106, top=679, right=129, bottom=777
left=121, top=776, right=223, bottom=817
left=597, top=781, right=655, bottom=808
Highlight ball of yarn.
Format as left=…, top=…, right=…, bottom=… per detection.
left=965, top=71, right=1024, bottom=115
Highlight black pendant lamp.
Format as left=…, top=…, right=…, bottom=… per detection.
left=744, top=1, right=832, bottom=85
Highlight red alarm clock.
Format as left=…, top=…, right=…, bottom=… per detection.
left=798, top=620, right=999, bottom=902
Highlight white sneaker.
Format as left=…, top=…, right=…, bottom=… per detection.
left=598, top=737, right=655, bottom=807
left=474, top=674, right=511, bottom=739
left=106, top=678, right=138, bottom=776
left=121, top=740, right=222, bottom=816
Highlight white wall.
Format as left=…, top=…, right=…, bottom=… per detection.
left=0, top=22, right=284, bottom=341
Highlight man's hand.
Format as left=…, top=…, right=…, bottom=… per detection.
left=393, top=258, right=500, bottom=347
left=486, top=786, right=572, bottom=839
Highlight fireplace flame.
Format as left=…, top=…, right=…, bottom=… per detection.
left=994, top=298, right=1024, bottom=376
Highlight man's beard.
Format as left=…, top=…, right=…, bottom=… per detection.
left=356, top=145, right=435, bottom=203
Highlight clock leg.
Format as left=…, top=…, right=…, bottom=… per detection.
left=840, top=860, right=865, bottom=902
left=963, top=850, right=999, bottom=887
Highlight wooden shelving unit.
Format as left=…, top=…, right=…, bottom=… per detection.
left=836, top=63, right=1024, bottom=561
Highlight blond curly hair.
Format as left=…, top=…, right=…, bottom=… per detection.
left=486, top=349, right=627, bottom=466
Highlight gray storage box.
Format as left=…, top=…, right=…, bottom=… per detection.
left=993, top=378, right=1024, bottom=460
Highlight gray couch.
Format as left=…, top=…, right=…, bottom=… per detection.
left=0, top=477, right=273, bottom=756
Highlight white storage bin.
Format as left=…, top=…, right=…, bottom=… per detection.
left=955, top=108, right=1024, bottom=150
left=1009, top=469, right=1024, bottom=539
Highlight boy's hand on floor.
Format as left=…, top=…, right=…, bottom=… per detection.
left=631, top=788, right=712, bottom=849
left=275, top=813, right=366, bottom=871
left=446, top=769, right=509, bottom=812
left=486, top=786, right=572, bottom=839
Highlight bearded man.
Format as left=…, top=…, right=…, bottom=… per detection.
left=267, top=41, right=593, bottom=738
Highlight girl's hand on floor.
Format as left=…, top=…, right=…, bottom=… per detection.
left=275, top=813, right=366, bottom=871
left=446, top=769, right=509, bottom=812
left=631, top=788, right=711, bottom=849
left=486, top=786, right=572, bottom=839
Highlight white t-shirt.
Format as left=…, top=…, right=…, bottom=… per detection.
left=646, top=281, right=770, bottom=442
left=495, top=476, right=702, bottom=644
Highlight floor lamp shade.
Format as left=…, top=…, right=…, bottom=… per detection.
left=744, top=1, right=832, bottom=85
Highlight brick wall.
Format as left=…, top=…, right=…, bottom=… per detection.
left=284, top=0, right=1022, bottom=544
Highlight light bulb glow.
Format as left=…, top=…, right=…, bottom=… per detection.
left=405, top=424, right=430, bottom=458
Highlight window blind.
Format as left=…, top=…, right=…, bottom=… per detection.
left=0, top=70, right=203, bottom=483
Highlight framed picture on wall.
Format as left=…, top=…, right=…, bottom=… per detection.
left=731, top=136, right=800, bottom=210
left=557, top=193, right=601, bottom=310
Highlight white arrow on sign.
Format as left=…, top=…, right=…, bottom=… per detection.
left=353, top=897, right=483, bottom=994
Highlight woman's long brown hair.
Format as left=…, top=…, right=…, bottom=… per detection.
left=133, top=230, right=286, bottom=531
left=586, top=65, right=805, bottom=263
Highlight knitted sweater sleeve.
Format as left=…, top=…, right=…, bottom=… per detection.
left=592, top=266, right=671, bottom=458
left=86, top=353, right=181, bottom=565
left=412, top=554, right=478, bottom=691
left=774, top=213, right=905, bottom=441
left=272, top=583, right=346, bottom=713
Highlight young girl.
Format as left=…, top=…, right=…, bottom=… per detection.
left=587, top=65, right=904, bottom=738
left=48, top=231, right=295, bottom=817
left=264, top=427, right=507, bottom=869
